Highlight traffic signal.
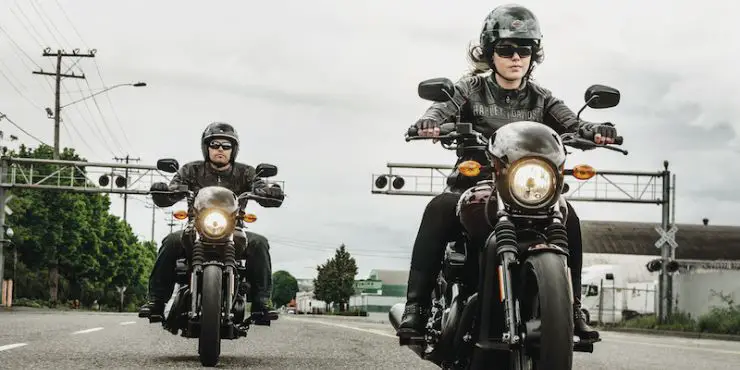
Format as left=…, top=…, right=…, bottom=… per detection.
left=374, top=175, right=405, bottom=190
left=98, top=174, right=128, bottom=188
left=646, top=258, right=679, bottom=273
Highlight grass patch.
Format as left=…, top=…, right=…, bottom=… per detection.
left=621, top=291, right=740, bottom=335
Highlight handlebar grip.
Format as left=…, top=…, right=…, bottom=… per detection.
left=578, top=130, right=623, bottom=145
left=407, top=125, right=419, bottom=137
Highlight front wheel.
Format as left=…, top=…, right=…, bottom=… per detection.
left=199, top=265, right=223, bottom=367
left=520, top=252, right=574, bottom=370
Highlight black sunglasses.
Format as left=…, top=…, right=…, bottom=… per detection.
left=494, top=45, right=533, bottom=58
left=208, top=141, right=233, bottom=150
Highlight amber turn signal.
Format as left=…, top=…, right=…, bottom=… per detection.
left=458, top=160, right=482, bottom=177
left=572, top=164, right=596, bottom=180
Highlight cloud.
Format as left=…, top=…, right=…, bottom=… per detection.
left=0, top=0, right=738, bottom=280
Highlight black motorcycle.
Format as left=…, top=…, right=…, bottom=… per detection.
left=389, top=77, right=628, bottom=370
left=150, top=159, right=283, bottom=367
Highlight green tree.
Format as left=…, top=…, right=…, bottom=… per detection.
left=313, top=244, right=357, bottom=311
left=3, top=143, right=157, bottom=309
left=271, top=270, right=298, bottom=308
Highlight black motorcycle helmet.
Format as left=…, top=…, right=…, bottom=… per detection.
left=479, top=4, right=544, bottom=77
left=201, top=122, right=240, bottom=164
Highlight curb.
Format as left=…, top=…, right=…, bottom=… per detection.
left=601, top=327, right=740, bottom=342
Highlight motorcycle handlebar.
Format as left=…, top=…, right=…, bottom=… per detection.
left=406, top=122, right=628, bottom=155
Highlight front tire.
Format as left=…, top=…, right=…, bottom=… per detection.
left=199, top=265, right=223, bottom=367
left=522, top=252, right=574, bottom=370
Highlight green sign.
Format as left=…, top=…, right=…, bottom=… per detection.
left=354, top=279, right=382, bottom=291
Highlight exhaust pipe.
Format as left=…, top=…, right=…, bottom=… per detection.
left=389, top=303, right=426, bottom=359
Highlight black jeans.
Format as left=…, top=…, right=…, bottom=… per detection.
left=147, top=229, right=273, bottom=306
left=409, top=191, right=584, bottom=299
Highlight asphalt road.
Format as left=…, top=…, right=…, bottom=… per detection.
left=1, top=308, right=739, bottom=369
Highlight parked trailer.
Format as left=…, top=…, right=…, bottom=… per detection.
left=579, top=264, right=657, bottom=324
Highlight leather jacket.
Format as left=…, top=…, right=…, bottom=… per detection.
left=151, top=160, right=278, bottom=208
left=416, top=74, right=600, bottom=190
left=417, top=74, right=598, bottom=138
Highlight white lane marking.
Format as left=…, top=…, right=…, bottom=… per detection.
left=0, top=343, right=28, bottom=351
left=119, top=321, right=136, bottom=325
left=605, top=338, right=740, bottom=356
left=287, top=317, right=740, bottom=356
left=287, top=317, right=397, bottom=338
left=71, top=327, right=104, bottom=335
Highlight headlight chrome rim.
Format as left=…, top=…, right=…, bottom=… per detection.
left=195, top=208, right=236, bottom=240
left=506, top=158, right=557, bottom=209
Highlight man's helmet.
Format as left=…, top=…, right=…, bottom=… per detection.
left=201, top=122, right=239, bottom=163
left=479, top=4, right=544, bottom=65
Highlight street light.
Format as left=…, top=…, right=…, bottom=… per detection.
left=56, top=81, right=147, bottom=110
left=44, top=81, right=146, bottom=160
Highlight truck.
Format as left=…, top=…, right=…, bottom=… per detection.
left=579, top=264, right=657, bottom=324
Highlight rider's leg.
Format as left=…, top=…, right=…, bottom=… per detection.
left=398, top=192, right=463, bottom=338
left=243, top=231, right=272, bottom=317
left=138, top=230, right=185, bottom=319
left=565, top=201, right=600, bottom=340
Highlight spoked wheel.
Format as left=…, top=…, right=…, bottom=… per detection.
left=519, top=253, right=574, bottom=370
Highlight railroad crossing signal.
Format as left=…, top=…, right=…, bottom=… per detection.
left=655, top=225, right=678, bottom=249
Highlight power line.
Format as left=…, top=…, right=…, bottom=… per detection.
left=0, top=111, right=49, bottom=146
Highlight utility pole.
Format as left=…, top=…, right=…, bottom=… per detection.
left=114, top=155, right=140, bottom=222
left=145, top=200, right=156, bottom=243
left=165, top=212, right=178, bottom=234
left=32, top=48, right=96, bottom=159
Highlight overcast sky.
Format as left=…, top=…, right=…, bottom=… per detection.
left=1, top=0, right=737, bottom=280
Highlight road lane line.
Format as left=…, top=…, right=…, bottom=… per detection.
left=0, top=343, right=28, bottom=351
left=287, top=317, right=397, bottom=338
left=288, top=317, right=740, bottom=356
left=71, top=327, right=104, bottom=335
left=119, top=321, right=136, bottom=325
left=605, top=338, right=740, bottom=356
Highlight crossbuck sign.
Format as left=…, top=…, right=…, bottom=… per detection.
left=654, top=225, right=678, bottom=249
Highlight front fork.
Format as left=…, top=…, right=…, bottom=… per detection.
left=480, top=196, right=573, bottom=346
left=188, top=237, right=238, bottom=321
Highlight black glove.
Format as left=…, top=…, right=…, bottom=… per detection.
left=580, top=122, right=617, bottom=143
left=256, top=185, right=284, bottom=200
left=150, top=182, right=169, bottom=192
left=415, top=118, right=440, bottom=131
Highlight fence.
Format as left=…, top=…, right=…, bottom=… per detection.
left=582, top=282, right=657, bottom=325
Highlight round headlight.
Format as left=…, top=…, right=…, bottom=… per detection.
left=508, top=159, right=556, bottom=206
left=197, top=209, right=234, bottom=239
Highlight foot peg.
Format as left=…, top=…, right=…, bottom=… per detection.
left=398, top=334, right=425, bottom=346
left=573, top=337, right=601, bottom=353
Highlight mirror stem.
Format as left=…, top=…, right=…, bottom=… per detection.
left=576, top=95, right=599, bottom=121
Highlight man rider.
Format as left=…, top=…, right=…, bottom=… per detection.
left=396, top=4, right=617, bottom=342
left=138, top=122, right=284, bottom=323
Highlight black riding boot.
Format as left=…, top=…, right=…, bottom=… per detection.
left=565, top=202, right=600, bottom=340
left=397, top=269, right=437, bottom=338
left=574, top=296, right=600, bottom=340
left=138, top=299, right=165, bottom=319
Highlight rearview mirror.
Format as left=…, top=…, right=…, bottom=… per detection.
left=584, top=84, right=620, bottom=109
left=156, top=158, right=179, bottom=173
left=256, top=163, right=278, bottom=178
left=418, top=77, right=456, bottom=102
